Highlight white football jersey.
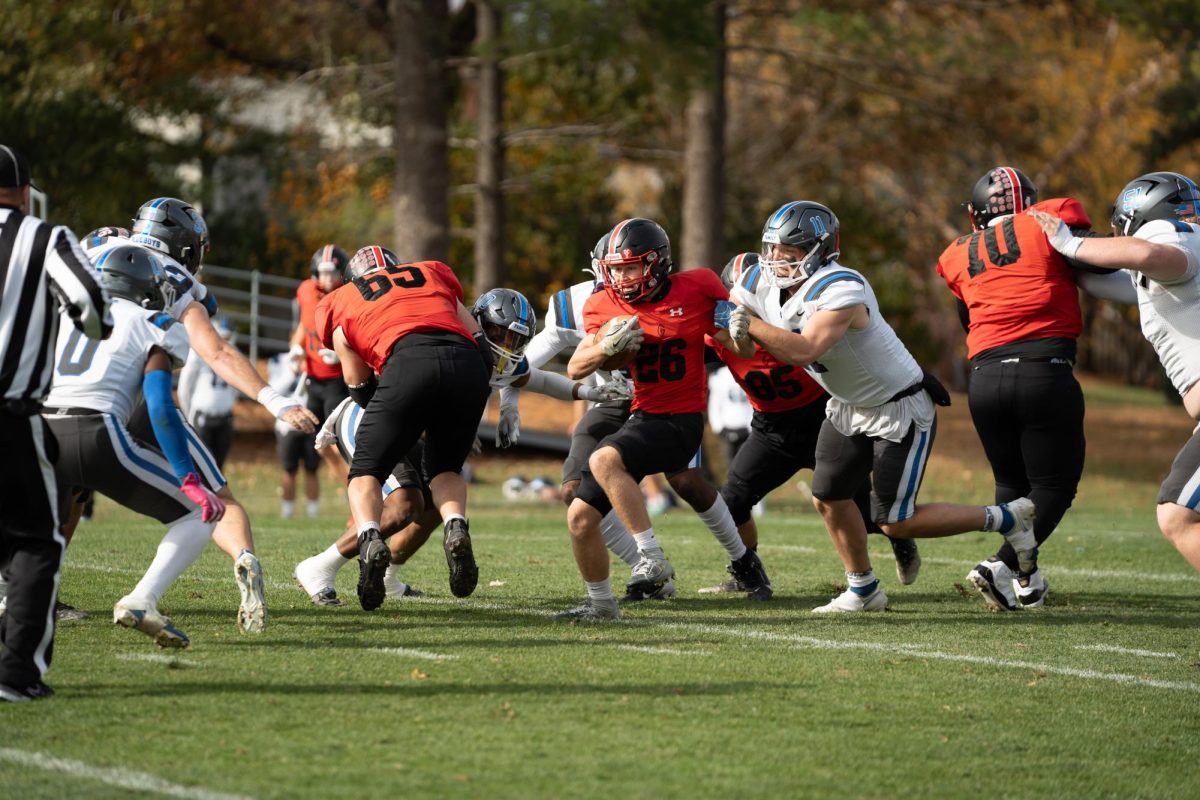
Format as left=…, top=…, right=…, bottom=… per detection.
left=45, top=298, right=191, bottom=423
left=84, top=236, right=218, bottom=321
left=178, top=350, right=237, bottom=423
left=524, top=280, right=619, bottom=387
left=1131, top=219, right=1200, bottom=396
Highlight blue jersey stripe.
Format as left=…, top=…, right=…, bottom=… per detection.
left=804, top=271, right=864, bottom=303
left=111, top=420, right=179, bottom=487
left=184, top=419, right=225, bottom=486
left=896, top=429, right=929, bottom=522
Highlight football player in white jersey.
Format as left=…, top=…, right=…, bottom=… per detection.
left=729, top=201, right=1039, bottom=612
left=497, top=234, right=774, bottom=601
left=1031, top=171, right=1200, bottom=575
left=43, top=246, right=225, bottom=647
left=294, top=287, right=632, bottom=609
left=81, top=198, right=320, bottom=633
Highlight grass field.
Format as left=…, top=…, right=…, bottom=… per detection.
left=3, top=382, right=1200, bottom=799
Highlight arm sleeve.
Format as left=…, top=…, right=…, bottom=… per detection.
left=177, top=354, right=200, bottom=419
left=520, top=367, right=579, bottom=401
left=954, top=298, right=971, bottom=333
left=523, top=326, right=573, bottom=369
left=143, top=368, right=195, bottom=482
left=44, top=226, right=113, bottom=340
left=498, top=383, right=520, bottom=412
left=1076, top=270, right=1138, bottom=304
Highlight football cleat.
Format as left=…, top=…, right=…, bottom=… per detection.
left=697, top=576, right=746, bottom=594
left=729, top=549, right=773, bottom=601
left=888, top=537, right=922, bottom=586
left=966, top=559, right=1018, bottom=612
left=113, top=597, right=190, bottom=648
left=294, top=554, right=343, bottom=607
left=55, top=601, right=90, bottom=622
left=443, top=518, right=479, bottom=598
left=812, top=587, right=888, bottom=613
left=625, top=551, right=675, bottom=598
left=620, top=578, right=676, bottom=604
left=357, top=529, right=391, bottom=611
left=1014, top=568, right=1050, bottom=608
left=0, top=680, right=55, bottom=702
left=234, top=551, right=267, bottom=633
left=999, top=498, right=1038, bottom=575
left=553, top=598, right=620, bottom=621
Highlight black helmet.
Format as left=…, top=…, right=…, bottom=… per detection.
left=471, top=288, right=536, bottom=375
left=81, top=226, right=131, bottom=253
left=966, top=167, right=1037, bottom=231
left=760, top=201, right=840, bottom=287
left=598, top=218, right=673, bottom=303
left=587, top=231, right=611, bottom=284
left=95, top=245, right=170, bottom=310
left=131, top=197, right=210, bottom=274
left=346, top=245, right=400, bottom=280
left=1110, top=171, right=1200, bottom=236
left=721, top=252, right=759, bottom=291
left=310, top=244, right=350, bottom=281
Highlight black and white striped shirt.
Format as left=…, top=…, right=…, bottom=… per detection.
left=0, top=206, right=112, bottom=406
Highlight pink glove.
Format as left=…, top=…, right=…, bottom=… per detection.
left=181, top=473, right=226, bottom=523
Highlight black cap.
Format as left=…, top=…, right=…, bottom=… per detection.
left=0, top=146, right=35, bottom=189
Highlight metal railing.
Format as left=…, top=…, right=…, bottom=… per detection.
left=201, top=264, right=299, bottom=363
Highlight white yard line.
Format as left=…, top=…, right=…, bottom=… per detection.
left=1074, top=644, right=1178, bottom=659
left=614, top=644, right=712, bottom=656
left=116, top=652, right=200, bottom=667
left=0, top=748, right=251, bottom=800
left=371, top=646, right=457, bottom=661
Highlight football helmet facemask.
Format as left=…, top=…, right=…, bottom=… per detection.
left=310, top=244, right=349, bottom=284
left=760, top=201, right=840, bottom=288
left=131, top=197, right=210, bottom=276
left=1110, top=171, right=1200, bottom=236
left=599, top=218, right=673, bottom=303
left=471, top=288, right=536, bottom=377
left=966, top=166, right=1038, bottom=231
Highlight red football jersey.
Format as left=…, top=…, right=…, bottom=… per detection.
left=583, top=269, right=727, bottom=414
left=935, top=198, right=1091, bottom=359
left=296, top=279, right=342, bottom=380
left=316, top=260, right=472, bottom=374
left=705, top=335, right=826, bottom=414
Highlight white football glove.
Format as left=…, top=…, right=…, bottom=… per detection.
left=287, top=344, right=305, bottom=375
left=318, top=348, right=340, bottom=365
left=579, top=378, right=634, bottom=403
left=600, top=315, right=644, bottom=356
left=314, top=397, right=353, bottom=450
left=497, top=405, right=521, bottom=449
left=729, top=305, right=751, bottom=342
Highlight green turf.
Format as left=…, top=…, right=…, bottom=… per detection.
left=3, top=444, right=1200, bottom=799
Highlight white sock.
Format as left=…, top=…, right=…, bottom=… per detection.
left=847, top=569, right=879, bottom=597
left=313, top=543, right=352, bottom=574
left=699, top=495, right=746, bottom=560
left=357, top=520, right=380, bottom=537
left=982, top=504, right=1014, bottom=533
left=129, top=518, right=213, bottom=604
left=633, top=528, right=663, bottom=557
left=443, top=513, right=466, bottom=526
left=600, top=510, right=640, bottom=567
left=384, top=562, right=403, bottom=586
left=281, top=501, right=295, bottom=519
left=585, top=578, right=615, bottom=602
left=305, top=500, right=319, bottom=518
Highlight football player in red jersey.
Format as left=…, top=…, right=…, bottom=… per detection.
left=554, top=218, right=761, bottom=620
left=935, top=166, right=1116, bottom=611
left=289, top=244, right=351, bottom=483
left=703, top=253, right=922, bottom=594
left=316, top=246, right=491, bottom=612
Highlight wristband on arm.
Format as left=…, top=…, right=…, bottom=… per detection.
left=257, top=385, right=299, bottom=418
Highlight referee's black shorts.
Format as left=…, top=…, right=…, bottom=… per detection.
left=575, top=411, right=704, bottom=515
left=305, top=375, right=349, bottom=425
left=349, top=332, right=491, bottom=485
left=721, top=401, right=826, bottom=525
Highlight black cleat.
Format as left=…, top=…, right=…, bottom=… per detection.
left=888, top=536, right=922, bottom=585
left=55, top=601, right=90, bottom=621
left=729, top=549, right=773, bottom=601
left=0, top=680, right=55, bottom=702
left=356, top=529, right=390, bottom=611
left=443, top=518, right=478, bottom=598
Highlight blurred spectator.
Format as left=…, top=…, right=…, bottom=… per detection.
left=177, top=316, right=238, bottom=469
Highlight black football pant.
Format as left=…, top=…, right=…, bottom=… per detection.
left=968, top=360, right=1085, bottom=571
left=0, top=411, right=64, bottom=690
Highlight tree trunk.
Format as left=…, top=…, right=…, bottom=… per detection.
left=474, top=0, right=504, bottom=295
left=680, top=1, right=726, bottom=272
left=390, top=0, right=450, bottom=263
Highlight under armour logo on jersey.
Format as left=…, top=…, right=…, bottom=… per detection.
left=668, top=307, right=684, bottom=316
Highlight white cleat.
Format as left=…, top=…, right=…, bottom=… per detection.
left=113, top=596, right=190, bottom=649
left=1014, top=568, right=1050, bottom=609
left=294, top=554, right=343, bottom=607
left=235, top=551, right=267, bottom=633
left=999, top=498, right=1038, bottom=574
left=812, top=587, right=888, bottom=613
left=967, top=559, right=1019, bottom=612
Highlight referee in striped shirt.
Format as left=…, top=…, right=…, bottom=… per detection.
left=0, top=145, right=112, bottom=702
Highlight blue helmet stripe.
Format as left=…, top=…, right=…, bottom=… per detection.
left=1180, top=174, right=1200, bottom=216
left=769, top=201, right=802, bottom=228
